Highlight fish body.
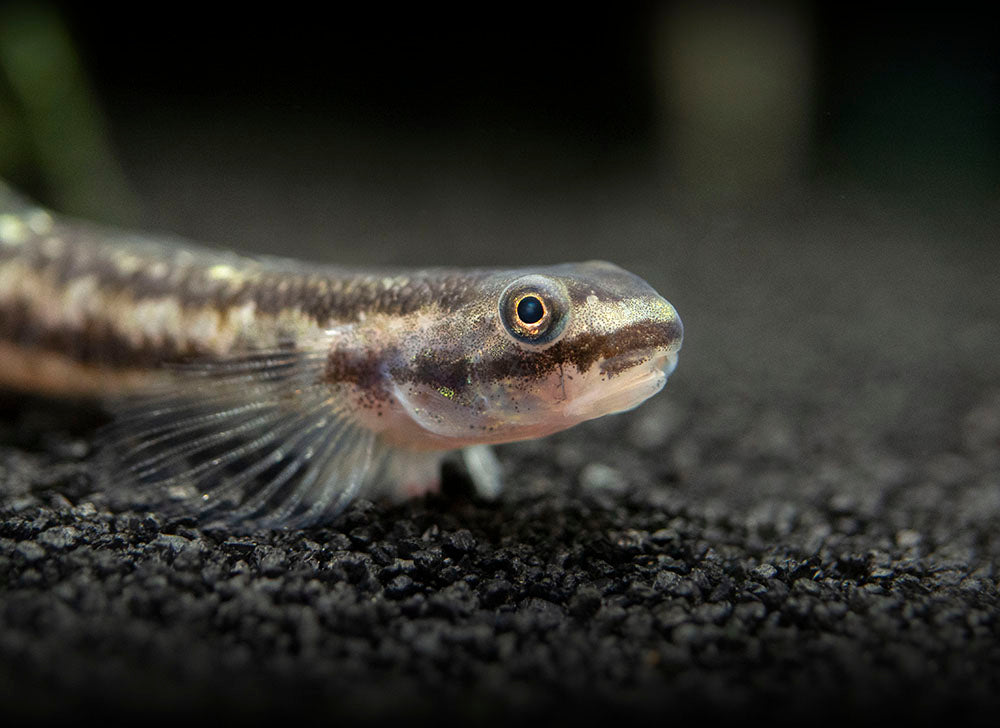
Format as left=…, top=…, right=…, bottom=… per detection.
left=0, top=182, right=683, bottom=526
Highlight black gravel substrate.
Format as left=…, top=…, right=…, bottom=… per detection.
left=2, top=183, right=999, bottom=725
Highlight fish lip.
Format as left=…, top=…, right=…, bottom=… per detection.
left=601, top=349, right=678, bottom=379
left=652, top=350, right=679, bottom=378
left=600, top=352, right=648, bottom=378
left=564, top=348, right=676, bottom=420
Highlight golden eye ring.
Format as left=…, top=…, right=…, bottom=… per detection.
left=499, top=275, right=570, bottom=345
left=512, top=293, right=549, bottom=336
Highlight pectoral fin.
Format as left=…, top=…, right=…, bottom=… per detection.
left=102, top=341, right=376, bottom=528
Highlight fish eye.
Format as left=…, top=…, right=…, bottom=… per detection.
left=499, top=275, right=569, bottom=345
left=516, top=295, right=545, bottom=324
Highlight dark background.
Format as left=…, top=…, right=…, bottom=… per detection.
left=1, top=2, right=999, bottom=723
left=3, top=2, right=998, bottom=232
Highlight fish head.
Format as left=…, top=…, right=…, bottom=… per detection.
left=383, top=261, right=683, bottom=447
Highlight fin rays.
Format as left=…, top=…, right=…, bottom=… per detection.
left=103, top=341, right=378, bottom=527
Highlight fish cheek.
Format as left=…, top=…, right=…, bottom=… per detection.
left=390, top=379, right=491, bottom=439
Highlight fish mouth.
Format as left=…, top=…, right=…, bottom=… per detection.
left=564, top=349, right=678, bottom=420
left=651, top=350, right=679, bottom=378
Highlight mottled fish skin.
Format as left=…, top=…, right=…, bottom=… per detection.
left=0, top=181, right=683, bottom=526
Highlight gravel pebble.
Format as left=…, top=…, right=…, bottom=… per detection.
left=579, top=463, right=628, bottom=494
